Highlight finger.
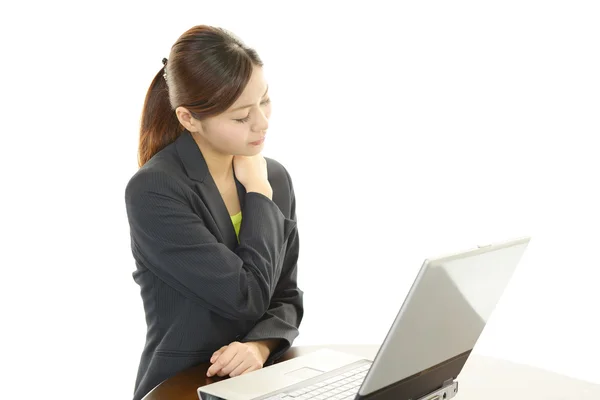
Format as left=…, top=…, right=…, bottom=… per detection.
left=211, top=346, right=228, bottom=363
left=218, top=350, right=246, bottom=377
left=239, top=363, right=260, bottom=376
left=230, top=346, right=264, bottom=377
left=229, top=358, right=253, bottom=377
left=207, top=345, right=238, bottom=377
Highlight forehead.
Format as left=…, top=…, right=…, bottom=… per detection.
left=230, top=66, right=268, bottom=106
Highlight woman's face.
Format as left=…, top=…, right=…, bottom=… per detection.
left=190, top=66, right=272, bottom=157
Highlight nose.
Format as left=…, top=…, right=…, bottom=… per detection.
left=252, top=108, right=269, bottom=132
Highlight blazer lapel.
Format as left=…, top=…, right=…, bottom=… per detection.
left=175, top=130, right=244, bottom=251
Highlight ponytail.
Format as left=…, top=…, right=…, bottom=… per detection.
left=138, top=65, right=182, bottom=167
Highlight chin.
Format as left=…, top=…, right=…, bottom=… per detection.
left=244, top=145, right=264, bottom=156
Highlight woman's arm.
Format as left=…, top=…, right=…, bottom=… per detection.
left=125, top=169, right=296, bottom=320
left=240, top=167, right=304, bottom=363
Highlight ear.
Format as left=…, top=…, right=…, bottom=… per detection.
left=176, top=106, right=202, bottom=133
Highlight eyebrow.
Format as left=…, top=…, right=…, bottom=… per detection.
left=230, top=86, right=269, bottom=112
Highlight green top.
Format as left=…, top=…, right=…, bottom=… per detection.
left=230, top=211, right=242, bottom=243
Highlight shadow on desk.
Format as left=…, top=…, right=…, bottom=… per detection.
left=143, top=345, right=600, bottom=400
left=142, top=345, right=374, bottom=400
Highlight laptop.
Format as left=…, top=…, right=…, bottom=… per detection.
left=199, top=236, right=531, bottom=400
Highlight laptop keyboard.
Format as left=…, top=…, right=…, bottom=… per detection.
left=265, top=362, right=371, bottom=400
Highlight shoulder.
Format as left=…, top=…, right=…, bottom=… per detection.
left=265, top=157, right=297, bottom=219
left=265, top=157, right=294, bottom=192
left=125, top=150, right=187, bottom=205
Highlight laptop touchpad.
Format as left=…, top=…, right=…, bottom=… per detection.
left=284, top=367, right=324, bottom=380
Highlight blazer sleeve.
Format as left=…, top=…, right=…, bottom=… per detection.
left=125, top=170, right=295, bottom=321
left=240, top=168, right=304, bottom=363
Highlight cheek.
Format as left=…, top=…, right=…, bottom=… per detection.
left=216, top=123, right=249, bottom=146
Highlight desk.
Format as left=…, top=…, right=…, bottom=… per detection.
left=143, top=345, right=600, bottom=400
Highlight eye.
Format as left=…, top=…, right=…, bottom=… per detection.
left=233, top=98, right=271, bottom=123
left=234, top=115, right=251, bottom=123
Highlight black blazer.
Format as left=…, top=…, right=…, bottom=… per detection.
left=124, top=131, right=304, bottom=400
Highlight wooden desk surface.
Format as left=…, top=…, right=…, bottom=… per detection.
left=143, top=344, right=600, bottom=400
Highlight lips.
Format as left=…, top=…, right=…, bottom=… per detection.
left=250, top=137, right=265, bottom=145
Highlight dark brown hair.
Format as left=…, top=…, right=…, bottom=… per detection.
left=138, top=25, right=263, bottom=167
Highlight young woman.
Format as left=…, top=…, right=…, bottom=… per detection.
left=125, top=25, right=303, bottom=400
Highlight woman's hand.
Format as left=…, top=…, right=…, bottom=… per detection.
left=233, top=155, right=273, bottom=199
left=206, top=341, right=269, bottom=378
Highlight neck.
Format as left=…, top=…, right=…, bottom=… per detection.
left=191, top=134, right=234, bottom=183
left=205, top=152, right=234, bottom=183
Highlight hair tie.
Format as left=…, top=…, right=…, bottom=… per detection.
left=162, top=58, right=168, bottom=81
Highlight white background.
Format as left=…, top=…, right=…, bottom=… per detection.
left=1, top=1, right=599, bottom=399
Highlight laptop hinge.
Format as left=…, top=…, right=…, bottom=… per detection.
left=414, top=380, right=458, bottom=400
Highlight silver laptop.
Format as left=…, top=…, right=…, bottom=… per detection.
left=199, top=237, right=531, bottom=400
